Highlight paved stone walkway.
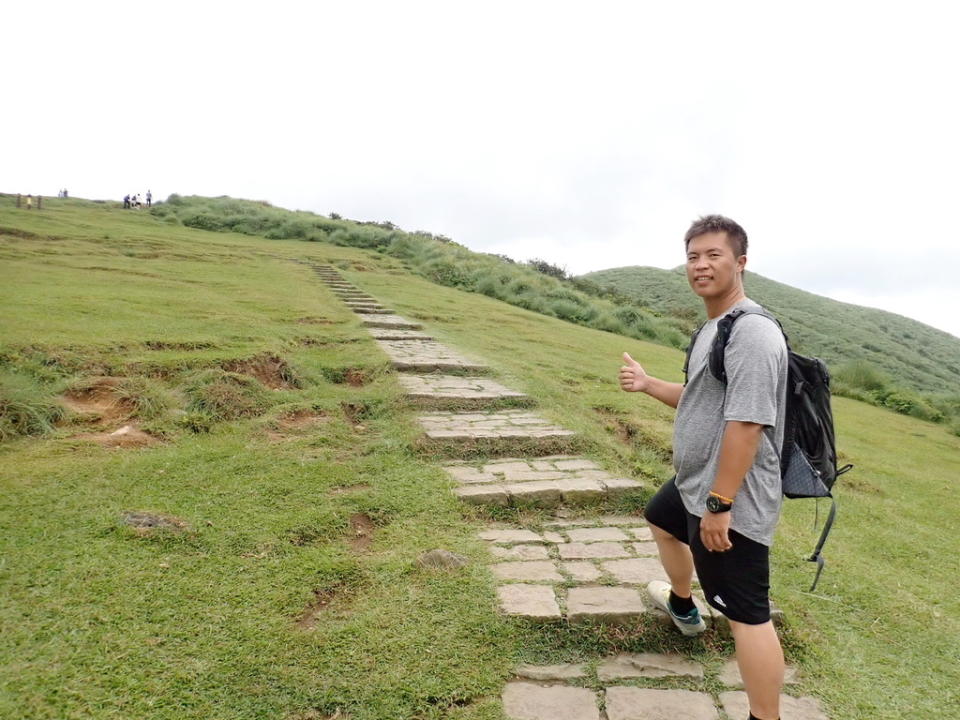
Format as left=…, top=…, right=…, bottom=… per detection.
left=305, top=265, right=818, bottom=717
left=418, top=410, right=579, bottom=456
left=374, top=339, right=490, bottom=372
left=398, top=374, right=532, bottom=410
left=503, top=654, right=824, bottom=720
left=446, top=456, right=643, bottom=507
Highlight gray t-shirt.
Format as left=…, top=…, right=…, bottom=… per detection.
left=673, top=298, right=788, bottom=546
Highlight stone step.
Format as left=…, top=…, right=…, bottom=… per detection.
left=374, top=339, right=489, bottom=373
left=398, top=374, right=533, bottom=410
left=478, top=519, right=782, bottom=631
left=417, top=410, right=578, bottom=456
left=445, top=455, right=643, bottom=507
left=361, top=315, right=424, bottom=330
left=335, top=292, right=376, bottom=299
left=367, top=328, right=434, bottom=341
left=502, top=674, right=827, bottom=720
left=352, top=307, right=394, bottom=314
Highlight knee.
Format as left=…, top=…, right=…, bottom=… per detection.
left=648, top=522, right=676, bottom=542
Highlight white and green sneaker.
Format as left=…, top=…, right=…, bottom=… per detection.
left=646, top=580, right=706, bottom=636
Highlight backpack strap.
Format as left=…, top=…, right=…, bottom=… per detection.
left=709, top=307, right=790, bottom=383
left=682, top=323, right=705, bottom=384
left=808, top=497, right=837, bottom=592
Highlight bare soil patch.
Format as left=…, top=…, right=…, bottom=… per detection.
left=265, top=410, right=330, bottom=442
left=122, top=510, right=189, bottom=536
left=339, top=402, right=369, bottom=428
left=296, top=316, right=335, bottom=325
left=222, top=354, right=298, bottom=389
left=348, top=513, right=374, bottom=552
left=80, top=423, right=160, bottom=449
left=61, top=377, right=132, bottom=425
left=295, top=587, right=343, bottom=630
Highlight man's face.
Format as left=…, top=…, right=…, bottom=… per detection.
left=685, top=231, right=746, bottom=299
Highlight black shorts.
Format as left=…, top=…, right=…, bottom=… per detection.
left=643, top=476, right=771, bottom=625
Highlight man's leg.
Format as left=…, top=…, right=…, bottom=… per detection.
left=649, top=522, right=695, bottom=597
left=729, top=619, right=784, bottom=720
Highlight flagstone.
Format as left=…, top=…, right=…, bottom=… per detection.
left=497, top=584, right=562, bottom=619
left=605, top=687, right=718, bottom=720
left=502, top=683, right=599, bottom=720
left=566, top=586, right=645, bottom=624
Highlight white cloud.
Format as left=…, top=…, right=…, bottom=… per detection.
left=2, top=1, right=958, bottom=340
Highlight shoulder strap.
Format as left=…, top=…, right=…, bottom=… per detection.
left=682, top=323, right=706, bottom=384
left=710, top=307, right=790, bottom=383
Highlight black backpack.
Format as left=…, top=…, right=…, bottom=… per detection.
left=683, top=308, right=853, bottom=591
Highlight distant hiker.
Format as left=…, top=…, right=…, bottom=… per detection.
left=63, top=189, right=68, bottom=198
left=26, top=195, right=33, bottom=210
left=619, top=215, right=788, bottom=720
left=123, top=194, right=131, bottom=209
left=146, top=190, right=152, bottom=207
left=36, top=195, right=41, bottom=210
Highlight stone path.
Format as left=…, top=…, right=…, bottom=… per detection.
left=305, top=264, right=825, bottom=719
left=502, top=654, right=824, bottom=720
left=398, top=374, right=532, bottom=410
left=447, top=456, right=643, bottom=506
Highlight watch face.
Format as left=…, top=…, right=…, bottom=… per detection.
left=706, top=495, right=730, bottom=512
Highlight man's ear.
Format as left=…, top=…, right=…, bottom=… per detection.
left=737, top=254, right=747, bottom=273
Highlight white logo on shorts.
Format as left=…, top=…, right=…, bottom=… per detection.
left=713, top=594, right=727, bottom=608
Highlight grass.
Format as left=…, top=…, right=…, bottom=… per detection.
left=2, top=193, right=959, bottom=718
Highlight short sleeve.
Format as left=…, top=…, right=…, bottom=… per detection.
left=722, top=314, right=786, bottom=427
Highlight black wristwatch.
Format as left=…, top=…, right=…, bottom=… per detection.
left=706, top=494, right=733, bottom=513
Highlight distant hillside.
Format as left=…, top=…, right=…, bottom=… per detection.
left=582, top=266, right=960, bottom=398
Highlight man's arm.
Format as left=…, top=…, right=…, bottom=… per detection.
left=699, top=420, right=764, bottom=551
left=619, top=352, right=684, bottom=409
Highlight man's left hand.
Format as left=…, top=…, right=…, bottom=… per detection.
left=700, top=511, right=733, bottom=552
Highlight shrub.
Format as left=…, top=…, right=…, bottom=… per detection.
left=834, top=360, right=890, bottom=393
left=527, top=258, right=567, bottom=280
left=181, top=213, right=224, bottom=232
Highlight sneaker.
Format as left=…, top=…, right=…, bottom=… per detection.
left=646, top=580, right=706, bottom=636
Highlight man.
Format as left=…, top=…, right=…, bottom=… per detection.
left=619, top=215, right=788, bottom=720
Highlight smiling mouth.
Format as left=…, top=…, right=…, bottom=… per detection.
left=694, top=276, right=712, bottom=282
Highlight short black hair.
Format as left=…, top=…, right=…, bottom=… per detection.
left=684, top=215, right=748, bottom=257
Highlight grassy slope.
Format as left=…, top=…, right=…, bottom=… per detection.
left=1, top=196, right=958, bottom=718
left=583, top=265, right=960, bottom=396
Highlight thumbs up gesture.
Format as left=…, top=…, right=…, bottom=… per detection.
left=619, top=352, right=649, bottom=393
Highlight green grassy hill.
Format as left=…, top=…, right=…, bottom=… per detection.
left=583, top=265, right=960, bottom=395
left=583, top=265, right=960, bottom=429
left=2, top=194, right=959, bottom=718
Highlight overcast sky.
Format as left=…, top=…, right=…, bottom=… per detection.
left=4, top=1, right=959, bottom=338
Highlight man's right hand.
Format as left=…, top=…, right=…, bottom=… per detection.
left=619, top=352, right=649, bottom=393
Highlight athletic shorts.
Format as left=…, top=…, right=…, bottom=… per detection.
left=643, top=476, right=771, bottom=625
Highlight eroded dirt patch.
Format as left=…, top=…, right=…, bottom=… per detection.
left=348, top=513, right=374, bottom=553
left=265, top=410, right=330, bottom=442
left=222, top=354, right=299, bottom=389
left=122, top=510, right=189, bottom=536
left=340, top=402, right=370, bottom=428
left=295, top=587, right=342, bottom=630
left=61, top=377, right=132, bottom=425
left=296, top=316, right=335, bottom=325
left=81, top=424, right=159, bottom=449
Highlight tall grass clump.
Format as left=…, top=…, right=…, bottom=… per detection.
left=0, top=370, right=65, bottom=441
left=181, top=369, right=273, bottom=422
left=833, top=359, right=948, bottom=423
